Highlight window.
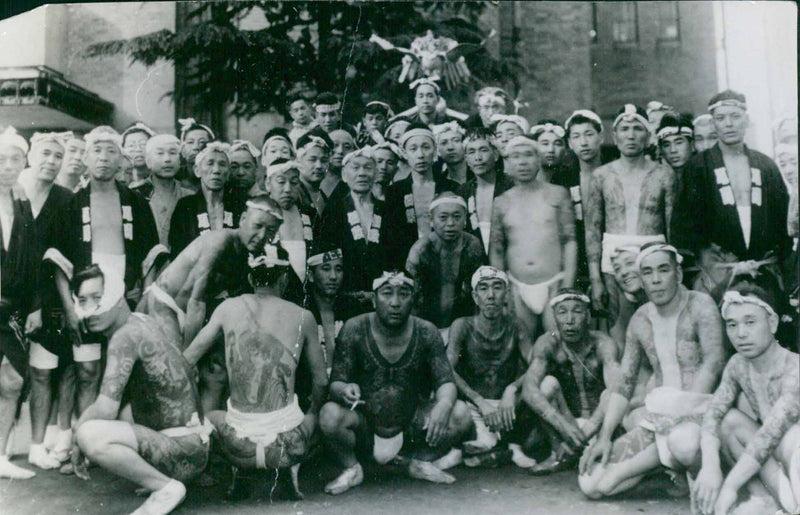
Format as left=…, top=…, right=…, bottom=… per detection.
left=656, top=2, right=680, bottom=41
left=612, top=2, right=638, bottom=44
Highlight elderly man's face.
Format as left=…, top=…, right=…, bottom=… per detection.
left=263, top=139, right=292, bottom=166
left=61, top=139, right=86, bottom=178
left=553, top=299, right=590, bottom=344
left=404, top=135, right=436, bottom=173
left=373, top=149, right=398, bottom=186
left=431, top=203, right=466, bottom=242
left=724, top=302, right=776, bottom=359
left=116, top=157, right=134, bottom=185
left=147, top=143, right=180, bottom=179
left=85, top=142, right=122, bottom=182
left=414, top=85, right=438, bottom=115
left=0, top=144, right=26, bottom=189
left=123, top=132, right=149, bottom=168
left=537, top=132, right=566, bottom=167
left=343, top=156, right=375, bottom=194
left=374, top=283, right=415, bottom=328
left=640, top=251, right=682, bottom=307
left=660, top=135, right=694, bottom=170
left=437, top=131, right=465, bottom=165
left=777, top=151, right=798, bottom=190
left=568, top=123, right=602, bottom=163
left=478, top=97, right=506, bottom=128
left=229, top=149, right=258, bottom=190
left=238, top=208, right=282, bottom=253
left=465, top=138, right=497, bottom=177
left=330, top=131, right=355, bottom=169
left=30, top=141, right=65, bottom=184
left=494, top=121, right=523, bottom=148
left=693, top=123, right=718, bottom=152
left=182, top=129, right=210, bottom=164
left=712, top=106, right=747, bottom=146
left=267, top=170, right=300, bottom=210
left=299, top=146, right=329, bottom=186
left=194, top=150, right=229, bottom=191
left=472, top=278, right=507, bottom=319
left=614, top=120, right=649, bottom=157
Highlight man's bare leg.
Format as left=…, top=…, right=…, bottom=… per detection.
left=529, top=376, right=582, bottom=473
left=511, top=287, right=543, bottom=342
left=0, top=357, right=35, bottom=478
left=51, top=364, right=78, bottom=461
left=579, top=427, right=660, bottom=499
left=319, top=402, right=364, bottom=494
left=28, top=367, right=61, bottom=469
left=77, top=360, right=101, bottom=414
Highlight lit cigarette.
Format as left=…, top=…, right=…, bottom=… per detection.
left=350, top=400, right=364, bottom=411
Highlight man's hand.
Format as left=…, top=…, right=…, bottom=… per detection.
left=341, top=383, right=361, bottom=406
left=65, top=310, right=83, bottom=345
left=692, top=465, right=723, bottom=515
left=424, top=400, right=453, bottom=447
left=590, top=278, right=606, bottom=311
left=70, top=443, right=90, bottom=481
left=497, top=386, right=517, bottom=433
left=579, top=436, right=611, bottom=475
left=474, top=397, right=500, bottom=431
left=712, top=485, right=737, bottom=515
left=557, top=419, right=587, bottom=453
left=24, top=309, right=42, bottom=335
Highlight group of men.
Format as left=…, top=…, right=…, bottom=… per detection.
left=0, top=80, right=796, bottom=515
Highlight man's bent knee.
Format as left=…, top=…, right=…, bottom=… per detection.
left=666, top=423, right=700, bottom=468
left=319, top=402, right=347, bottom=435
left=30, top=367, right=51, bottom=386
left=449, top=401, right=472, bottom=434
left=0, top=364, right=24, bottom=396
left=76, top=420, right=110, bottom=458
left=578, top=470, right=604, bottom=499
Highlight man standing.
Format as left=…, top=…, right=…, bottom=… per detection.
left=579, top=243, right=727, bottom=499
left=121, top=122, right=156, bottom=188
left=656, top=114, right=695, bottom=185
left=71, top=264, right=212, bottom=515
left=586, top=104, right=675, bottom=323
left=530, top=120, right=568, bottom=183
left=295, top=128, right=334, bottom=216
left=226, top=139, right=261, bottom=199
left=55, top=133, right=87, bottom=192
left=433, top=122, right=469, bottom=185
left=319, top=271, right=472, bottom=494
left=177, top=118, right=214, bottom=193
left=692, top=114, right=718, bottom=153
left=465, top=87, right=509, bottom=130
left=315, top=92, right=343, bottom=134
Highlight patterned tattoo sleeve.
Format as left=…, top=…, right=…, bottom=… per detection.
left=701, top=357, right=742, bottom=439
left=329, top=320, right=357, bottom=385
left=427, top=327, right=455, bottom=390
left=662, top=167, right=676, bottom=239
left=585, top=171, right=604, bottom=264
left=488, top=199, right=507, bottom=270
left=744, top=366, right=800, bottom=465
left=100, top=326, right=139, bottom=402
left=617, top=317, right=643, bottom=399
left=556, top=186, right=576, bottom=245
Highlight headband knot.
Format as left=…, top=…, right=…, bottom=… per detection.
left=178, top=118, right=215, bottom=141
left=470, top=266, right=508, bottom=290
left=372, top=271, right=415, bottom=291
left=30, top=131, right=67, bottom=150
left=656, top=126, right=694, bottom=141
left=613, top=104, right=650, bottom=131
left=194, top=141, right=231, bottom=167
left=245, top=199, right=283, bottom=220
left=429, top=195, right=467, bottom=213
left=84, top=126, right=122, bottom=150
left=372, top=141, right=403, bottom=159
left=230, top=139, right=261, bottom=160
left=266, top=160, right=302, bottom=178
left=549, top=291, right=590, bottom=309
left=342, top=146, right=375, bottom=169
left=635, top=243, right=683, bottom=269
left=720, top=290, right=777, bottom=320
left=492, top=114, right=531, bottom=134
left=432, top=121, right=466, bottom=140
left=530, top=122, right=565, bottom=139
left=409, top=76, right=441, bottom=93
left=565, top=110, right=603, bottom=132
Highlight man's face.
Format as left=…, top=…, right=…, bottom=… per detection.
left=777, top=151, right=798, bottom=190
left=181, top=129, right=210, bottom=164
left=123, top=132, right=149, bottom=168
left=238, top=209, right=282, bottom=253
left=364, top=112, right=388, bottom=134
left=374, top=283, right=414, bottom=328
left=330, top=131, right=355, bottom=169
left=373, top=149, right=398, bottom=186
left=611, top=251, right=642, bottom=295
left=229, top=149, right=257, bottom=190
left=386, top=121, right=410, bottom=143
left=77, top=277, right=115, bottom=333
left=403, top=135, right=436, bottom=174
left=61, top=139, right=86, bottom=177
left=194, top=150, right=229, bottom=191
left=84, top=142, right=122, bottom=182
left=660, top=135, right=694, bottom=169
left=472, top=278, right=507, bottom=319
left=712, top=106, right=747, bottom=146
left=30, top=141, right=64, bottom=184
left=263, top=139, right=292, bottom=166
left=414, top=85, right=438, bottom=115
left=437, top=131, right=465, bottom=165
left=478, top=97, right=506, bottom=128
left=494, top=121, right=523, bottom=148
left=299, top=146, right=329, bottom=186
left=311, top=259, right=344, bottom=297
left=431, top=203, right=466, bottom=242
left=506, top=144, right=540, bottom=183
left=693, top=123, right=718, bottom=152
left=343, top=156, right=375, bottom=194
left=116, top=157, right=133, bottom=185
left=568, top=123, right=602, bottom=163
left=0, top=144, right=26, bottom=189
left=316, top=108, right=341, bottom=133
left=146, top=143, right=180, bottom=179
left=639, top=251, right=682, bottom=306
left=724, top=303, right=776, bottom=359
left=537, top=132, right=566, bottom=167
left=289, top=100, right=313, bottom=126
left=465, top=138, right=498, bottom=177
left=267, top=170, right=300, bottom=210
left=553, top=299, right=590, bottom=344
left=613, top=120, right=649, bottom=157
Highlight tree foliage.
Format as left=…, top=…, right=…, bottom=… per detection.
left=83, top=1, right=522, bottom=122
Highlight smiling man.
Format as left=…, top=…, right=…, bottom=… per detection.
left=55, top=133, right=87, bottom=192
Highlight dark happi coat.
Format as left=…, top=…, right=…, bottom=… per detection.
left=168, top=190, right=246, bottom=257
left=457, top=170, right=514, bottom=256
left=272, top=205, right=318, bottom=307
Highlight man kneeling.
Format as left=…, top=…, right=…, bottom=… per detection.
left=71, top=264, right=212, bottom=515
left=692, top=286, right=799, bottom=515
left=183, top=246, right=327, bottom=497
left=319, top=270, right=473, bottom=495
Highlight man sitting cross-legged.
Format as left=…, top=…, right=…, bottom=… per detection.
left=692, top=285, right=799, bottom=515
left=183, top=246, right=327, bottom=500
left=521, top=289, right=619, bottom=475
left=578, top=243, right=727, bottom=499
left=446, top=266, right=539, bottom=469
left=71, top=264, right=212, bottom=515
left=319, top=270, right=473, bottom=495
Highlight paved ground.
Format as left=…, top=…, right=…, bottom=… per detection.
left=1, top=453, right=689, bottom=515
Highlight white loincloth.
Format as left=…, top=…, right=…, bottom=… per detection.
left=508, top=272, right=564, bottom=315
left=160, top=412, right=214, bottom=444
left=373, top=433, right=404, bottom=465
left=281, top=240, right=307, bottom=283
left=225, top=395, right=305, bottom=469
left=464, top=400, right=500, bottom=453
left=777, top=425, right=800, bottom=513
left=92, top=252, right=126, bottom=278
left=144, top=283, right=186, bottom=333
left=639, top=387, right=711, bottom=469
left=601, top=233, right=665, bottom=274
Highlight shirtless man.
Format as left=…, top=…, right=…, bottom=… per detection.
left=530, top=120, right=567, bottom=183
left=319, top=271, right=473, bottom=494
left=489, top=135, right=577, bottom=339
left=183, top=247, right=327, bottom=498
left=121, top=122, right=156, bottom=187
left=55, top=133, right=86, bottom=192
left=405, top=192, right=485, bottom=341
left=608, top=245, right=649, bottom=351
left=447, top=266, right=538, bottom=469
left=579, top=243, right=727, bottom=499
left=433, top=122, right=469, bottom=185
left=70, top=264, right=212, bottom=515
left=692, top=114, right=718, bottom=153
left=693, top=285, right=799, bottom=515
left=586, top=104, right=675, bottom=325
left=522, top=289, right=619, bottom=475
left=132, top=135, right=192, bottom=246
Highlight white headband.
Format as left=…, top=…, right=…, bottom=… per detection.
left=470, top=266, right=508, bottom=290
left=245, top=200, right=283, bottom=220
left=266, top=160, right=302, bottom=178
left=249, top=248, right=289, bottom=269
left=549, top=291, right=590, bottom=309
left=635, top=243, right=683, bottom=270
left=72, top=264, right=125, bottom=321
left=530, top=123, right=565, bottom=139
left=504, top=135, right=538, bottom=152
left=178, top=118, right=215, bottom=141
left=372, top=271, right=415, bottom=291
left=85, top=126, right=123, bottom=150
left=342, top=146, right=375, bottom=169
left=194, top=141, right=231, bottom=167
left=565, top=109, right=603, bottom=132
left=708, top=99, right=747, bottom=113
left=492, top=114, right=530, bottom=134
left=432, top=121, right=466, bottom=140
left=296, top=135, right=330, bottom=159
left=429, top=195, right=467, bottom=213
left=646, top=101, right=671, bottom=116
left=372, top=141, right=402, bottom=159
left=145, top=134, right=181, bottom=154
left=307, top=248, right=343, bottom=267
left=261, top=135, right=293, bottom=165
left=399, top=127, right=436, bottom=149
left=692, top=114, right=714, bottom=126
left=29, top=132, right=66, bottom=151
left=122, top=122, right=156, bottom=141
left=366, top=101, right=394, bottom=117
left=721, top=290, right=778, bottom=321
left=409, top=76, right=441, bottom=93
left=230, top=139, right=261, bottom=160
left=656, top=126, right=694, bottom=141
left=613, top=104, right=649, bottom=131
left=315, top=103, right=340, bottom=114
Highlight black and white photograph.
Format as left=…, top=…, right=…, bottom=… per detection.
left=0, top=1, right=797, bottom=514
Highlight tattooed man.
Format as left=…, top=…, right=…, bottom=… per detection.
left=184, top=246, right=327, bottom=498
left=692, top=285, right=799, bottom=515
left=72, top=264, right=212, bottom=515
left=586, top=104, right=675, bottom=324
left=578, top=243, right=727, bottom=499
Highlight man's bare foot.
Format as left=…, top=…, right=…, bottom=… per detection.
left=0, top=455, right=35, bottom=479
left=508, top=443, right=537, bottom=468
left=28, top=444, right=61, bottom=470
left=433, top=448, right=462, bottom=470
left=129, top=479, right=186, bottom=515
left=324, top=463, right=364, bottom=495
left=408, top=459, right=456, bottom=484
left=49, top=429, right=72, bottom=462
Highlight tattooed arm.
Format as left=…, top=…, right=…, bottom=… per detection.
left=690, top=294, right=727, bottom=393
left=301, top=309, right=328, bottom=414
left=488, top=198, right=507, bottom=271
left=183, top=301, right=226, bottom=367
left=178, top=243, right=216, bottom=348
left=662, top=167, right=675, bottom=240
left=556, top=186, right=577, bottom=288
left=583, top=333, right=622, bottom=438
left=585, top=171, right=605, bottom=308
left=599, top=317, right=643, bottom=440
